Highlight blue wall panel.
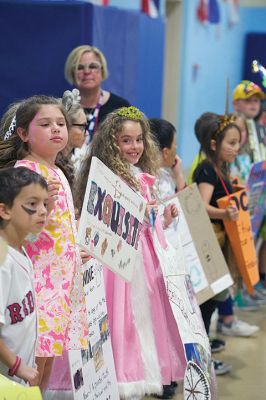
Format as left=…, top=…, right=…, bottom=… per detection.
left=1, top=1, right=165, bottom=118
left=92, top=5, right=165, bottom=116
left=0, top=0, right=93, bottom=116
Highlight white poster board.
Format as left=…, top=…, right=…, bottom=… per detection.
left=152, top=227, right=211, bottom=383
left=159, top=184, right=233, bottom=304
left=68, top=259, right=119, bottom=400
left=77, top=157, right=146, bottom=282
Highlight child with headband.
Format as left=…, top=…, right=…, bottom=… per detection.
left=193, top=113, right=259, bottom=374
left=75, top=106, right=187, bottom=400
left=0, top=96, right=88, bottom=393
left=56, top=88, right=87, bottom=189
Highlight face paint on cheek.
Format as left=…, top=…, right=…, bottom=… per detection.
left=21, top=205, right=37, bottom=215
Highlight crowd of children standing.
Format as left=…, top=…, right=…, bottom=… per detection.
left=0, top=43, right=265, bottom=400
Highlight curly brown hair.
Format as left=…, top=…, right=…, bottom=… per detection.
left=74, top=108, right=160, bottom=213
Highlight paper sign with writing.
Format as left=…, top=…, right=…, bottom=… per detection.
left=68, top=259, right=119, bottom=400
left=77, top=157, right=146, bottom=282
left=152, top=230, right=211, bottom=377
left=0, top=374, right=42, bottom=399
left=217, top=186, right=259, bottom=293
left=247, top=160, right=266, bottom=239
left=159, top=184, right=233, bottom=304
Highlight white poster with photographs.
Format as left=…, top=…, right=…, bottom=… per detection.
left=77, top=157, right=146, bottom=282
left=68, top=259, right=119, bottom=400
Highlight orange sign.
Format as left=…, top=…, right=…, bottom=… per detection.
left=217, top=186, right=259, bottom=294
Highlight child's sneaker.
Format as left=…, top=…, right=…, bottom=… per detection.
left=210, top=338, right=226, bottom=353
left=255, top=281, right=266, bottom=297
left=234, top=290, right=261, bottom=311
left=217, top=318, right=259, bottom=337
left=212, top=359, right=232, bottom=375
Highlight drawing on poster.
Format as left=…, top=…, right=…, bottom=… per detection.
left=183, top=361, right=210, bottom=400
left=73, top=368, right=84, bottom=392
left=68, top=259, right=120, bottom=400
left=78, top=157, right=146, bottom=281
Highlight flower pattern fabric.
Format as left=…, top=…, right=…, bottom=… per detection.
left=15, top=160, right=88, bottom=357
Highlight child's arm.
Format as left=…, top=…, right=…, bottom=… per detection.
left=0, top=338, right=39, bottom=385
left=172, top=155, right=187, bottom=191
left=163, top=203, right=178, bottom=228
left=47, top=179, right=61, bottom=214
left=198, top=182, right=239, bottom=221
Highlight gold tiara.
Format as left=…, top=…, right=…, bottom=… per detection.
left=116, top=106, right=143, bottom=121
left=216, top=114, right=236, bottom=134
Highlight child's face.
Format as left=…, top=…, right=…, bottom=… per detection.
left=69, top=109, right=87, bottom=149
left=162, top=136, right=176, bottom=167
left=216, top=127, right=240, bottom=164
left=233, top=95, right=261, bottom=119
left=117, top=121, right=144, bottom=165
left=235, top=116, right=248, bottom=147
left=3, top=184, right=48, bottom=237
left=24, top=105, right=68, bottom=159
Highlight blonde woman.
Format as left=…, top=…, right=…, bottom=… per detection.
left=64, top=45, right=130, bottom=144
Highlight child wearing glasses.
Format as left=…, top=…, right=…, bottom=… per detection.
left=0, top=167, right=48, bottom=386
left=56, top=89, right=88, bottom=184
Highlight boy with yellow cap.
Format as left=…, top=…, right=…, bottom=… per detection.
left=232, top=80, right=266, bottom=303
left=233, top=80, right=266, bottom=162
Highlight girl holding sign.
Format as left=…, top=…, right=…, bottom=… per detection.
left=193, top=114, right=259, bottom=369
left=76, top=106, right=187, bottom=399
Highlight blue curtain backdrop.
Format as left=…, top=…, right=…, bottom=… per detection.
left=0, top=0, right=165, bottom=117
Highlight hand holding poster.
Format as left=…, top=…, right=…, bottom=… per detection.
left=77, top=157, right=146, bottom=281
left=217, top=186, right=259, bottom=293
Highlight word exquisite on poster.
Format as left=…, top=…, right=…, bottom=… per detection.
left=77, top=157, right=146, bottom=282
left=69, top=258, right=120, bottom=400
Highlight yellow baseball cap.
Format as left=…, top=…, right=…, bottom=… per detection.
left=232, top=80, right=265, bottom=101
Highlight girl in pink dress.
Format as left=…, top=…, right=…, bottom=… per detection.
left=0, top=96, right=88, bottom=392
left=75, top=106, right=187, bottom=399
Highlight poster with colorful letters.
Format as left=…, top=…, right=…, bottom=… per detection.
left=77, top=157, right=146, bottom=282
left=68, top=259, right=119, bottom=400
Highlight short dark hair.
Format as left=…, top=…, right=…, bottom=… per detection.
left=0, top=167, right=48, bottom=210
left=194, top=112, right=218, bottom=144
left=149, top=118, right=176, bottom=150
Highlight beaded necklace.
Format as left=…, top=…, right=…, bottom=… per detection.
left=84, top=89, right=104, bottom=144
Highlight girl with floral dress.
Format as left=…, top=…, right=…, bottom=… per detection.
left=0, top=95, right=88, bottom=393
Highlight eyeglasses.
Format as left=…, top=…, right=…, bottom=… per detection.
left=71, top=123, right=88, bottom=133
left=75, top=61, right=102, bottom=72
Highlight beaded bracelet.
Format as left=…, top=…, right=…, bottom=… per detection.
left=8, top=355, right=21, bottom=377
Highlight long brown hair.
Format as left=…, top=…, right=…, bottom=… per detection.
left=0, top=95, right=69, bottom=169
left=193, top=113, right=241, bottom=181
left=74, top=108, right=160, bottom=213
